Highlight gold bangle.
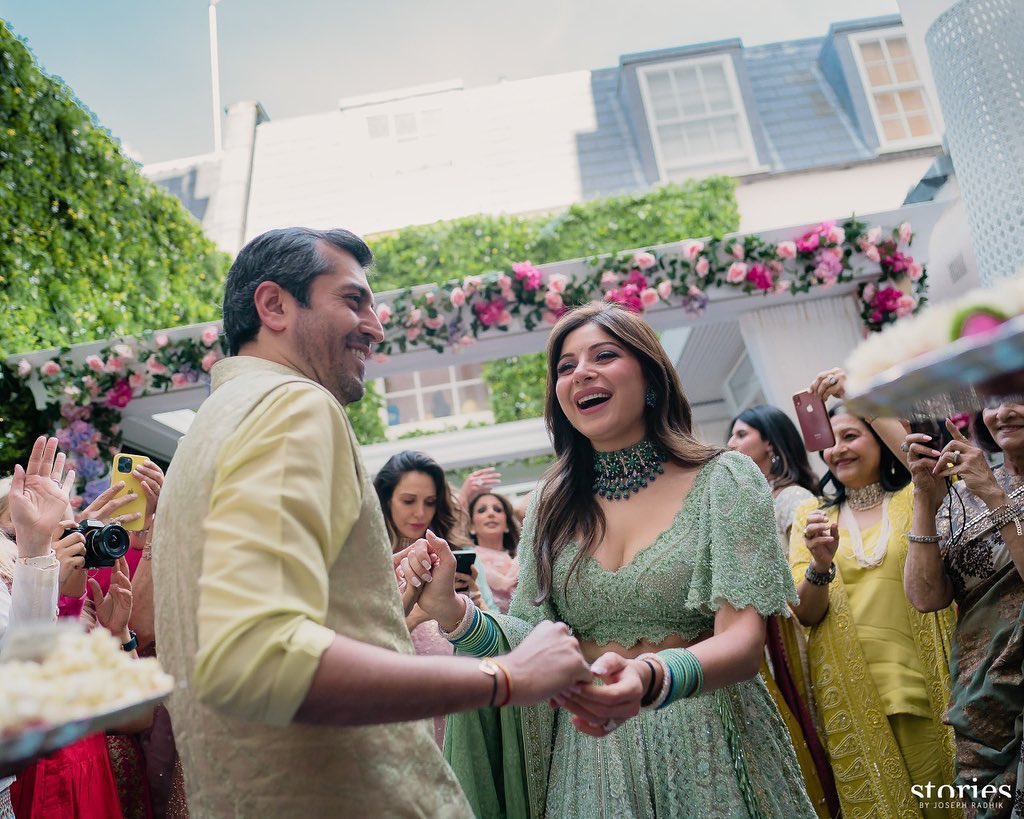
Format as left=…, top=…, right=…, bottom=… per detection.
left=490, top=658, right=512, bottom=707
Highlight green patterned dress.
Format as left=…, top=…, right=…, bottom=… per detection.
left=445, top=451, right=817, bottom=818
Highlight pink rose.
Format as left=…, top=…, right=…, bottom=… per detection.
left=776, top=241, right=796, bottom=259
left=899, top=222, right=913, bottom=244
left=63, top=384, right=81, bottom=399
left=826, top=225, right=845, bottom=245
left=657, top=280, right=672, bottom=300
left=546, top=273, right=568, bottom=293
left=862, top=283, right=877, bottom=302
left=104, top=379, right=134, bottom=409
left=376, top=304, right=392, bottom=324
left=408, top=308, right=422, bottom=325
left=726, top=262, right=748, bottom=284
left=16, top=359, right=31, bottom=377
left=512, top=261, right=543, bottom=291
left=695, top=257, right=710, bottom=277
left=463, top=275, right=483, bottom=293
left=640, top=287, right=659, bottom=307
left=85, top=355, right=104, bottom=372
left=683, top=240, right=705, bottom=261
left=633, top=252, right=656, bottom=270
left=498, top=310, right=512, bottom=326
left=406, top=327, right=421, bottom=342
left=154, top=333, right=170, bottom=348
left=544, top=290, right=564, bottom=311
left=424, top=291, right=436, bottom=305
left=40, top=360, right=61, bottom=377
left=865, top=245, right=881, bottom=263
left=600, top=271, right=619, bottom=288
left=146, top=358, right=168, bottom=375
left=497, top=274, right=513, bottom=291
left=104, top=356, right=124, bottom=373
left=171, top=373, right=188, bottom=388
left=450, top=287, right=466, bottom=308
left=113, top=344, right=134, bottom=360
left=866, top=226, right=882, bottom=245
left=907, top=262, right=923, bottom=281
left=80, top=442, right=100, bottom=460
left=201, top=351, right=219, bottom=372
left=896, top=294, right=916, bottom=317
left=730, top=242, right=745, bottom=261
left=424, top=315, right=444, bottom=330
left=201, top=326, right=219, bottom=347
left=774, top=280, right=791, bottom=294
left=129, top=372, right=146, bottom=389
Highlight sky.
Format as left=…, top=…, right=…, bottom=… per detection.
left=1, top=0, right=899, bottom=164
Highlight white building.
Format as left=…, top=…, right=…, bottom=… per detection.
left=131, top=13, right=978, bottom=470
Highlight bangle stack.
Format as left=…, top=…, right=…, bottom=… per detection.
left=662, top=648, right=704, bottom=706
left=637, top=652, right=671, bottom=710
left=804, top=562, right=836, bottom=585
left=439, top=595, right=501, bottom=657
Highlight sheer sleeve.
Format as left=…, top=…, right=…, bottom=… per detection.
left=686, top=452, right=798, bottom=617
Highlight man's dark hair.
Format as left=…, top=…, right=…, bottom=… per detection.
left=222, top=227, right=373, bottom=355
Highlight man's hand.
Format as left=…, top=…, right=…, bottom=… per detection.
left=501, top=620, right=592, bottom=707
left=9, top=435, right=77, bottom=558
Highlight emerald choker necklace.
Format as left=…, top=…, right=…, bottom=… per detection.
left=593, top=438, right=668, bottom=501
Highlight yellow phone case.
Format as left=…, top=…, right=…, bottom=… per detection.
left=111, top=453, right=149, bottom=531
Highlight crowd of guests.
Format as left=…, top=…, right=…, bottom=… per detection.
left=2, top=299, right=1023, bottom=818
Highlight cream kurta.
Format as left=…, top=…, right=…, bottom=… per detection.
left=153, top=356, right=470, bottom=818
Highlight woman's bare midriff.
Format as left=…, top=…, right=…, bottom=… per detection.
left=577, top=632, right=710, bottom=664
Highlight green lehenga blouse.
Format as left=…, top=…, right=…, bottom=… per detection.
left=444, top=451, right=817, bottom=818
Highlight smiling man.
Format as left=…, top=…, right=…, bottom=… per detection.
left=152, top=228, right=591, bottom=817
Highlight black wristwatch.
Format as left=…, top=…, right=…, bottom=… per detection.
left=122, top=629, right=138, bottom=653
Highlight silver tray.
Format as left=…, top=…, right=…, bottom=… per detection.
left=846, top=315, right=1024, bottom=419
left=0, top=687, right=172, bottom=767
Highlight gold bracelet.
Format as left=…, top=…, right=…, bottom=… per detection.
left=491, top=658, right=512, bottom=707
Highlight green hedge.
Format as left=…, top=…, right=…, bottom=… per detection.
left=368, top=178, right=738, bottom=291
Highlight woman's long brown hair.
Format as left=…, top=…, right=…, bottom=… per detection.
left=532, top=302, right=722, bottom=603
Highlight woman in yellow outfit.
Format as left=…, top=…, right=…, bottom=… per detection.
left=789, top=368, right=957, bottom=819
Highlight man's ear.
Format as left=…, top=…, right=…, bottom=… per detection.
left=253, top=281, right=290, bottom=333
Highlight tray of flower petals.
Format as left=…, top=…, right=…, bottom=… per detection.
left=0, top=627, right=175, bottom=769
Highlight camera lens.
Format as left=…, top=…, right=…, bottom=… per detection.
left=81, top=521, right=130, bottom=568
left=118, top=456, right=133, bottom=473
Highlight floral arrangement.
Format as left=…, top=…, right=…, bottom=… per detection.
left=371, top=217, right=926, bottom=359
left=17, top=327, right=227, bottom=504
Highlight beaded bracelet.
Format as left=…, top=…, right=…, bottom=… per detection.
left=637, top=652, right=672, bottom=710
left=660, top=648, right=704, bottom=706
left=804, top=562, right=836, bottom=586
left=989, top=504, right=1024, bottom=537
left=907, top=532, right=942, bottom=544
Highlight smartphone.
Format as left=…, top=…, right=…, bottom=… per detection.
left=110, top=453, right=149, bottom=531
left=793, top=391, right=836, bottom=452
left=452, top=549, right=477, bottom=576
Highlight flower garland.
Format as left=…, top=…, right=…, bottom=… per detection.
left=16, top=326, right=226, bottom=504
left=371, top=217, right=927, bottom=359
left=14, top=217, right=926, bottom=501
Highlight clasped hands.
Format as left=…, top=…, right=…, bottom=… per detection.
left=393, top=531, right=651, bottom=737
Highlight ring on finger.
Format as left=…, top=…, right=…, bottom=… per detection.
left=900, top=441, right=910, bottom=453
left=828, top=375, right=838, bottom=386
left=949, top=450, right=960, bottom=464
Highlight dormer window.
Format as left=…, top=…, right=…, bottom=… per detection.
left=851, top=28, right=938, bottom=149
left=637, top=55, right=758, bottom=181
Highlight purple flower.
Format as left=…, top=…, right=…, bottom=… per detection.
left=82, top=477, right=112, bottom=507
left=76, top=457, right=106, bottom=481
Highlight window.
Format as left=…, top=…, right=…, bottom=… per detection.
left=382, top=363, right=492, bottom=431
left=365, top=108, right=443, bottom=143
left=852, top=30, right=937, bottom=148
left=638, top=56, right=758, bottom=181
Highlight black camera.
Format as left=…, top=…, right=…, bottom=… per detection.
left=62, top=519, right=130, bottom=569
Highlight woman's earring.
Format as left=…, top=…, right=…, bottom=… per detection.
left=645, top=387, right=657, bottom=408
left=770, top=453, right=782, bottom=473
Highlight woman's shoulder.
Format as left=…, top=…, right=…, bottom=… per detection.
left=701, top=450, right=769, bottom=491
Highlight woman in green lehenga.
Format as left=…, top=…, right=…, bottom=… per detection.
left=418, top=303, right=815, bottom=818
left=905, top=407, right=1024, bottom=818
